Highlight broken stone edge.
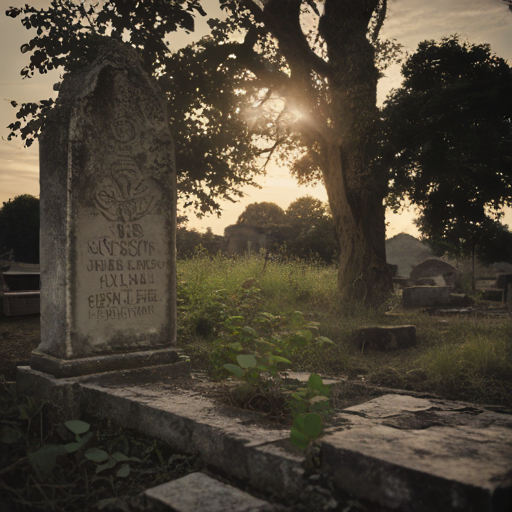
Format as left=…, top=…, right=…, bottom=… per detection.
left=16, top=367, right=305, bottom=497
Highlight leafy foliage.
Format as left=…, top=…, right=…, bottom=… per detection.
left=0, top=381, right=201, bottom=511
left=0, top=194, right=40, bottom=263
left=5, top=0, right=262, bottom=214
left=383, top=36, right=512, bottom=262
left=6, top=0, right=404, bottom=306
left=225, top=196, right=339, bottom=263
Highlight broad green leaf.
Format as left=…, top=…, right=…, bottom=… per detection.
left=303, top=413, right=322, bottom=439
left=293, top=415, right=304, bottom=429
left=112, top=452, right=130, bottom=462
left=28, top=444, right=67, bottom=476
left=298, top=329, right=313, bottom=342
left=116, top=464, right=130, bottom=478
left=85, top=447, right=109, bottom=463
left=64, top=442, right=83, bottom=453
left=95, top=456, right=117, bottom=474
left=307, top=373, right=324, bottom=391
left=112, top=452, right=142, bottom=463
left=223, top=364, right=244, bottom=378
left=290, top=427, right=309, bottom=450
left=268, top=354, right=292, bottom=365
left=316, top=336, right=334, bottom=346
left=237, top=354, right=257, bottom=369
left=65, top=419, right=90, bottom=435
left=291, top=393, right=305, bottom=402
left=65, top=431, right=93, bottom=453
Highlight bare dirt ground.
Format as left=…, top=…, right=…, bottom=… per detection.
left=0, top=314, right=40, bottom=381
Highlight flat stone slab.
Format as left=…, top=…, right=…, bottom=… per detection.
left=143, top=472, right=275, bottom=512
left=17, top=367, right=304, bottom=497
left=402, top=286, right=452, bottom=308
left=322, top=394, right=512, bottom=512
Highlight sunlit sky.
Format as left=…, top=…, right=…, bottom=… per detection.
left=1, top=0, right=511, bottom=236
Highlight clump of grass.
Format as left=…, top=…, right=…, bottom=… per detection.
left=417, top=319, right=512, bottom=401
left=177, top=251, right=339, bottom=341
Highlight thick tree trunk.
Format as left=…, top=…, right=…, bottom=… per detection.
left=319, top=0, right=393, bottom=307
left=322, top=142, right=392, bottom=307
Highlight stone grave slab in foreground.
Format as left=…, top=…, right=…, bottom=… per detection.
left=143, top=472, right=276, bottom=512
left=33, top=41, right=177, bottom=377
left=321, top=394, right=512, bottom=512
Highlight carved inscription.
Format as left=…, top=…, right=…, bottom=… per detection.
left=85, top=222, right=165, bottom=321
left=93, top=118, right=161, bottom=222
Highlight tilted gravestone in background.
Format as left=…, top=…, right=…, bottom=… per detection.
left=31, top=41, right=178, bottom=377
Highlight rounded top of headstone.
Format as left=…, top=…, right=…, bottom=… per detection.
left=54, top=39, right=161, bottom=109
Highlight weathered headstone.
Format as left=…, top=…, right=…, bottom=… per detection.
left=31, top=41, right=178, bottom=377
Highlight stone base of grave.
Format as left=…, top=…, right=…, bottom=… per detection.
left=30, top=346, right=185, bottom=378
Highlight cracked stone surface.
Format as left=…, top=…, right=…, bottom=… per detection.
left=322, top=394, right=512, bottom=512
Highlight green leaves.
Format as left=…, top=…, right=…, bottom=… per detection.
left=85, top=447, right=109, bottom=463
left=237, top=354, right=257, bottom=368
left=65, top=419, right=90, bottom=435
left=28, top=444, right=67, bottom=477
left=223, top=363, right=244, bottom=378
left=290, top=413, right=323, bottom=450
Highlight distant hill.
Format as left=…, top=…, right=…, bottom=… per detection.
left=385, top=233, right=434, bottom=277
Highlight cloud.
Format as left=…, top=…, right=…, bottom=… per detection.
left=384, top=0, right=512, bottom=51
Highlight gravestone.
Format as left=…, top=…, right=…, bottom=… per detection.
left=31, top=41, right=179, bottom=377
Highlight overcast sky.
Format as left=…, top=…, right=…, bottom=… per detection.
left=1, top=0, right=511, bottom=236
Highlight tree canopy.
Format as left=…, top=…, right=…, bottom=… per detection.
left=0, top=195, right=40, bottom=263
left=227, top=196, right=339, bottom=262
left=236, top=202, right=286, bottom=227
left=382, top=36, right=512, bottom=264
left=6, top=0, right=403, bottom=306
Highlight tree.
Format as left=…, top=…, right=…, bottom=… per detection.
left=382, top=36, right=512, bottom=271
left=227, top=196, right=339, bottom=262
left=7, top=0, right=402, bottom=306
left=285, top=196, right=338, bottom=262
left=0, top=195, right=40, bottom=263
left=236, top=202, right=286, bottom=227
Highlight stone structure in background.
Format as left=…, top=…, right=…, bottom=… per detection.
left=385, top=233, right=433, bottom=277
left=410, top=259, right=457, bottom=286
left=224, top=225, right=268, bottom=255
left=32, top=41, right=178, bottom=377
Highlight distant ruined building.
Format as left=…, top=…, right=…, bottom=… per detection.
left=385, top=233, right=434, bottom=277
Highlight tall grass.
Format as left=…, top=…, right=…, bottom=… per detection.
left=417, top=319, right=512, bottom=393
left=177, top=252, right=512, bottom=405
left=177, top=250, right=339, bottom=314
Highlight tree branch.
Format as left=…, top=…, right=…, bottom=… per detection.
left=371, top=0, right=387, bottom=43
left=244, top=0, right=331, bottom=80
